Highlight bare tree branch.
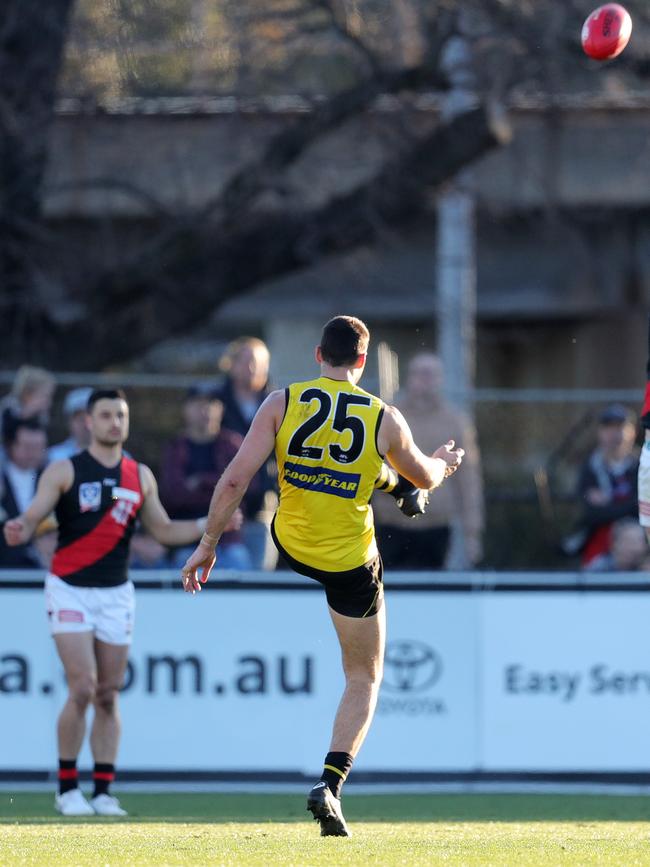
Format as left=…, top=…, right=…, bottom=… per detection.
left=38, top=101, right=510, bottom=369
left=314, top=0, right=384, bottom=75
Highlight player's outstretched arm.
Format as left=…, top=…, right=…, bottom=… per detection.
left=181, top=390, right=284, bottom=594
left=2, top=460, right=72, bottom=546
left=137, top=464, right=239, bottom=545
left=378, top=405, right=464, bottom=490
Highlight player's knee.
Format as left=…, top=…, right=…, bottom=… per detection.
left=370, top=661, right=384, bottom=689
left=345, top=659, right=383, bottom=689
left=69, top=673, right=97, bottom=709
left=94, top=682, right=119, bottom=715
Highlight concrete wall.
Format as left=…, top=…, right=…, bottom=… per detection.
left=43, top=102, right=650, bottom=395
left=44, top=105, right=650, bottom=217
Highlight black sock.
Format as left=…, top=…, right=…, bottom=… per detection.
left=58, top=759, right=78, bottom=795
left=92, top=763, right=115, bottom=798
left=319, top=751, right=354, bottom=799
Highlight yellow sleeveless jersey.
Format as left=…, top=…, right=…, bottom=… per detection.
left=274, top=376, right=384, bottom=572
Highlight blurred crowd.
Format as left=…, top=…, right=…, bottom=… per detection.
left=0, top=338, right=277, bottom=574
left=0, top=343, right=646, bottom=574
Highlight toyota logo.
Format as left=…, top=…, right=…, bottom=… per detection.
left=382, top=640, right=442, bottom=692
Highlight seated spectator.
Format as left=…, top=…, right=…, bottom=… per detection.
left=48, top=387, right=93, bottom=462
left=585, top=518, right=648, bottom=571
left=570, top=405, right=639, bottom=567
left=216, top=337, right=277, bottom=569
left=129, top=530, right=170, bottom=570
left=0, top=366, right=56, bottom=464
left=0, top=419, right=49, bottom=569
left=159, top=383, right=250, bottom=570
left=373, top=353, right=484, bottom=570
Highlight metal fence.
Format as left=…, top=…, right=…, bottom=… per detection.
left=1, top=371, right=643, bottom=571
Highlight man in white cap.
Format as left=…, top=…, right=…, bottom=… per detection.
left=49, top=388, right=93, bottom=463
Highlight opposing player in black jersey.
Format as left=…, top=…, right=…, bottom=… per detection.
left=3, top=389, right=217, bottom=816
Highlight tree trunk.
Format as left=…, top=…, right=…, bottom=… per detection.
left=0, top=0, right=76, bottom=359
left=0, top=0, right=511, bottom=371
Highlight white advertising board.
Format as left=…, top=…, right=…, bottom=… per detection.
left=0, top=584, right=479, bottom=774
left=0, top=591, right=60, bottom=770
left=2, top=579, right=650, bottom=776
left=481, top=593, right=650, bottom=770
left=363, top=591, right=479, bottom=770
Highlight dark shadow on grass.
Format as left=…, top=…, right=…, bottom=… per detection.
left=2, top=794, right=650, bottom=825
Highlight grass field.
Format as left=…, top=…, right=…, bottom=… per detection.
left=2, top=792, right=650, bottom=865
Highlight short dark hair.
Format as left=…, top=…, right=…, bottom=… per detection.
left=4, top=416, right=47, bottom=448
left=87, top=388, right=128, bottom=413
left=185, top=382, right=220, bottom=402
left=320, top=316, right=370, bottom=367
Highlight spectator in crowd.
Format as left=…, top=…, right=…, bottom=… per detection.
left=129, top=530, right=169, bottom=570
left=585, top=518, right=648, bottom=572
left=159, top=383, right=248, bottom=569
left=373, top=353, right=484, bottom=569
left=215, top=337, right=277, bottom=569
left=572, top=404, right=639, bottom=568
left=0, top=366, right=56, bottom=461
left=0, top=418, right=49, bottom=568
left=48, top=387, right=93, bottom=463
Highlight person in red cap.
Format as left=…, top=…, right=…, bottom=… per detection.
left=574, top=403, right=639, bottom=567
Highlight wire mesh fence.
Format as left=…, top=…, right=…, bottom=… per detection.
left=1, top=370, right=642, bottom=571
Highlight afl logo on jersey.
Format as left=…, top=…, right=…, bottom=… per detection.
left=79, top=481, right=102, bottom=512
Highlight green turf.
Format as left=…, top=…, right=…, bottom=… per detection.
left=2, top=793, right=650, bottom=865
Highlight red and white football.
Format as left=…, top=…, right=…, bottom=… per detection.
left=581, top=4, right=632, bottom=60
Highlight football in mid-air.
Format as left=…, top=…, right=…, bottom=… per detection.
left=581, top=4, right=632, bottom=60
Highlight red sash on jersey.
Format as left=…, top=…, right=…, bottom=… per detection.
left=51, top=457, right=142, bottom=578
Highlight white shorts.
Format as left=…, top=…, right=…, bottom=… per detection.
left=45, top=573, right=135, bottom=645
left=639, top=441, right=650, bottom=528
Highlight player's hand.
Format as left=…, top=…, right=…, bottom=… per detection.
left=3, top=518, right=29, bottom=547
left=181, top=542, right=217, bottom=595
left=432, top=440, right=465, bottom=478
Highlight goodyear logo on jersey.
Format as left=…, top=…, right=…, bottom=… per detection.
left=284, top=461, right=360, bottom=499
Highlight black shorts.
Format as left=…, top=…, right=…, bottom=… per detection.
left=271, top=520, right=384, bottom=618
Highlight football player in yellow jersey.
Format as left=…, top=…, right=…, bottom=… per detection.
left=181, top=315, right=464, bottom=836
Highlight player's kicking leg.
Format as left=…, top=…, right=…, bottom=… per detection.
left=88, top=638, right=130, bottom=816
left=375, top=463, right=429, bottom=517
left=307, top=601, right=386, bottom=836
left=53, top=632, right=97, bottom=816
